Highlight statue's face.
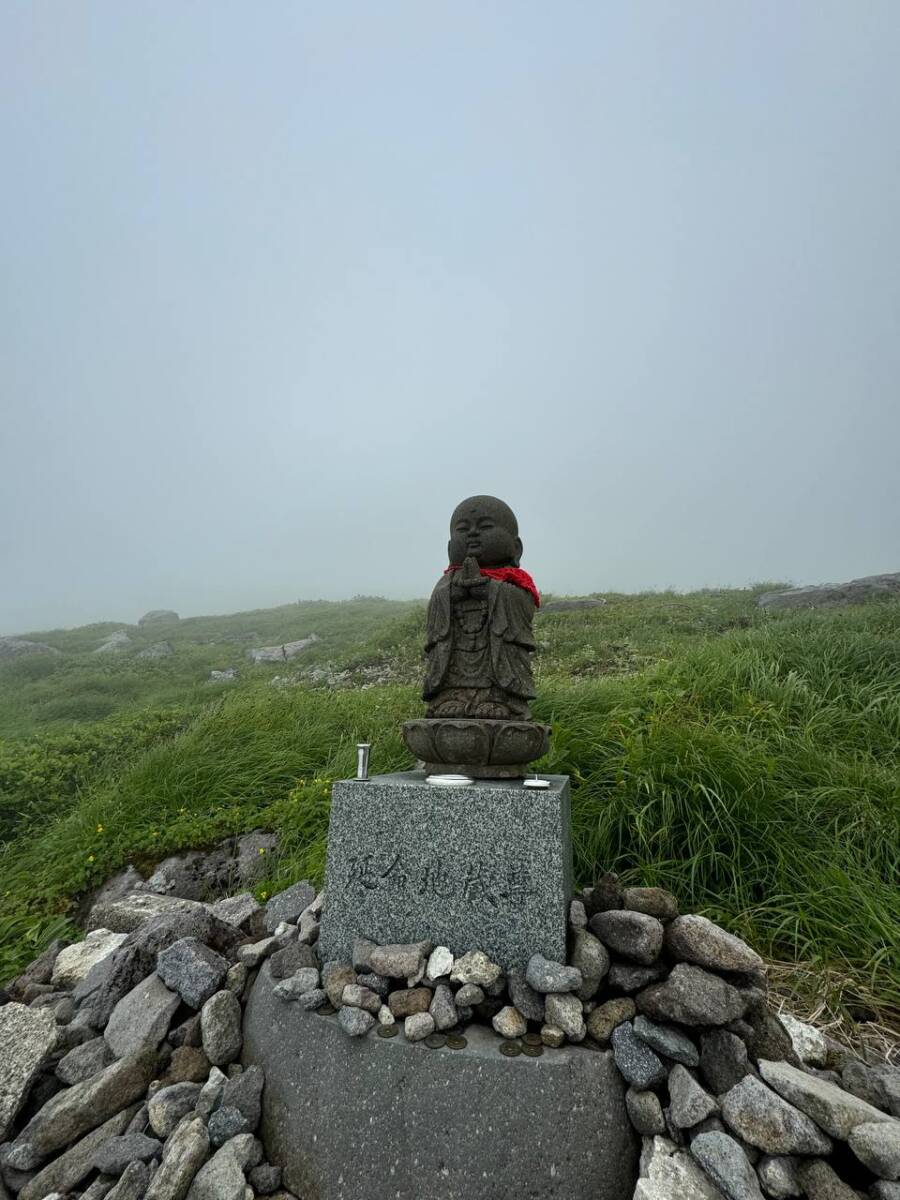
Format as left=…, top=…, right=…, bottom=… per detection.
left=448, top=497, right=522, bottom=567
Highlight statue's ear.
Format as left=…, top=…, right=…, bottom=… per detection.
left=447, top=539, right=454, bottom=564
left=513, top=536, right=523, bottom=566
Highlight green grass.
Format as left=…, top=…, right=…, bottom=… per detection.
left=0, top=589, right=897, bottom=1032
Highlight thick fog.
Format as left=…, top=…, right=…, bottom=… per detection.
left=2, top=2, right=899, bottom=633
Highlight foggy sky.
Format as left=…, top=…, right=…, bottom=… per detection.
left=2, top=1, right=899, bottom=634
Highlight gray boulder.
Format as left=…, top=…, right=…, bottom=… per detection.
left=699, top=1029, right=753, bottom=1094
left=186, top=1133, right=261, bottom=1200
left=848, top=1120, right=900, bottom=1180
left=633, top=1015, right=699, bottom=1067
left=668, top=1065, right=719, bottom=1128
left=524, top=953, right=583, bottom=993
left=0, top=636, right=60, bottom=660
left=247, top=635, right=319, bottom=664
left=635, top=1135, right=727, bottom=1199
left=144, top=1115, right=209, bottom=1200
left=148, top=1082, right=203, bottom=1138
left=96, top=631, right=132, bottom=653
left=664, top=916, right=765, bottom=976
left=104, top=973, right=180, bottom=1057
left=637, top=965, right=748, bottom=1027
left=52, top=929, right=128, bottom=989
left=570, top=929, right=610, bottom=1000
left=157, top=938, right=229, bottom=1008
left=757, top=573, right=900, bottom=611
left=221, top=1064, right=264, bottom=1127
left=611, top=1022, right=667, bottom=1088
left=759, top=1058, right=895, bottom=1140
left=56, top=1036, right=115, bottom=1085
left=137, top=641, right=173, bottom=658
left=264, top=881, right=316, bottom=932
left=105, top=1159, right=152, bottom=1199
left=208, top=1104, right=251, bottom=1145
left=756, top=1155, right=801, bottom=1198
left=16, top=1106, right=135, bottom=1200
left=689, top=1132, right=763, bottom=1200
left=720, top=1075, right=832, bottom=1155
left=795, top=1159, right=858, bottom=1199
left=92, top=1132, right=162, bottom=1175
left=200, top=990, right=243, bottom=1066
left=590, top=910, right=665, bottom=965
left=0, top=1003, right=58, bottom=1140
left=627, top=1088, right=667, bottom=1136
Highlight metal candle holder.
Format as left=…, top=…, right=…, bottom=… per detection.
left=356, top=743, right=371, bottom=781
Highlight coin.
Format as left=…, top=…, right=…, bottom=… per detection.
left=446, top=1035, right=468, bottom=1050
left=499, top=1040, right=522, bottom=1057
left=523, top=1032, right=543, bottom=1046
left=425, top=1033, right=447, bottom=1049
left=318, top=1003, right=336, bottom=1016
left=376, top=1024, right=398, bottom=1038
left=521, top=1043, right=544, bottom=1058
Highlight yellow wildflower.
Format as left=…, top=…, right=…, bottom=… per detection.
left=96, top=823, right=104, bottom=833
left=87, top=854, right=95, bottom=863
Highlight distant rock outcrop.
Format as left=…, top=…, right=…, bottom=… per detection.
left=247, top=635, right=319, bottom=664
left=138, top=609, right=179, bottom=625
left=95, top=630, right=132, bottom=653
left=137, top=641, right=174, bottom=659
left=0, top=637, right=60, bottom=661
left=758, top=572, right=900, bottom=611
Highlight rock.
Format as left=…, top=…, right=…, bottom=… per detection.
left=587, top=997, right=636, bottom=1044
left=222, top=1065, right=264, bottom=1128
left=455, top=983, right=485, bottom=1008
left=209, top=1104, right=251, bottom=1145
left=321, top=962, right=356, bottom=1008
left=449, top=950, right=501, bottom=989
left=721, top=1075, right=832, bottom=1155
left=104, top=973, right=179, bottom=1058
left=756, top=1155, right=801, bottom=1198
left=386, top=987, right=429, bottom=1019
left=504, top=972, right=543, bottom=1022
left=425, top=946, right=454, bottom=981
left=195, top=1068, right=227, bottom=1118
left=848, top=1121, right=900, bottom=1180
left=6, top=937, right=68, bottom=1000
left=82, top=1178, right=119, bottom=1199
left=665, top=916, right=765, bottom=976
left=156, top=939, right=229, bottom=1009
left=143, top=1114, right=209, bottom=1200
left=268, top=941, right=316, bottom=980
left=757, top=573, right=900, bottom=611
left=139, top=610, right=179, bottom=625
left=404, top=1012, right=435, bottom=1042
left=137, top=640, right=173, bottom=658
left=209, top=668, right=238, bottom=682
left=758, top=1059, right=895, bottom=1140
left=570, top=930, right=610, bottom=1001
left=264, top=882, right=316, bottom=932
left=635, top=1135, right=728, bottom=1199
left=545, top=992, right=586, bottom=1042
left=492, top=1006, right=527, bottom=1039
left=161, top=1045, right=210, bottom=1085
left=105, top=1158, right=151, bottom=1198
left=338, top=1006, right=376, bottom=1037
left=249, top=1162, right=282, bottom=1193
left=872, top=1184, right=900, bottom=1200
left=609, top=962, right=668, bottom=993
left=0, top=636, right=60, bottom=660
left=842, top=1061, right=900, bottom=1116
left=669, top=1065, right=719, bottom=1128
left=92, top=1132, right=162, bottom=1174
left=377, top=1005, right=395, bottom=1026
left=16, top=1106, right=135, bottom=1200
left=633, top=1015, right=699, bottom=1067
left=86, top=891, right=215, bottom=935
left=743, top=1005, right=797, bottom=1067
left=273, top=969, right=321, bottom=1002
left=777, top=1014, right=827, bottom=1067
left=429, top=984, right=458, bottom=1032
left=355, top=971, right=389, bottom=997
left=209, top=894, right=262, bottom=933
left=524, top=953, right=582, bottom=993
left=0, top=1004, right=58, bottom=1139
left=51, top=931, right=128, bottom=989
left=690, top=1132, right=763, bottom=1200
left=611, top=1022, right=667, bottom=1088
left=541, top=1025, right=565, bottom=1048
left=341, top=984, right=381, bottom=1014
left=590, top=910, right=664, bottom=965
left=570, top=899, right=588, bottom=929
left=351, top=937, right=377, bottom=972
left=96, top=630, right=132, bottom=653
left=201, top=991, right=243, bottom=1066
left=624, top=888, right=679, bottom=921
left=56, top=1036, right=114, bottom=1085
left=185, top=1134, right=254, bottom=1200
left=148, top=1081, right=202, bottom=1137
left=248, top=636, right=319, bottom=664
left=795, top=1159, right=857, bottom=1199
left=584, top=873, right=625, bottom=918
left=11, top=1050, right=155, bottom=1166
left=700, top=1030, right=753, bottom=1094
left=627, top=1088, right=667, bottom=1136
left=637, top=965, right=748, bottom=1027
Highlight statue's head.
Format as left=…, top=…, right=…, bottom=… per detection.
left=448, top=495, right=523, bottom=568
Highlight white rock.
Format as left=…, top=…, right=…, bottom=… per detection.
left=635, top=1135, right=727, bottom=1199
left=425, top=946, right=454, bottom=982
left=0, top=1004, right=57, bottom=1140
left=377, top=1005, right=395, bottom=1027
left=51, top=929, right=128, bottom=988
left=778, top=1014, right=828, bottom=1067
left=492, top=1006, right=527, bottom=1039
left=404, top=1012, right=435, bottom=1042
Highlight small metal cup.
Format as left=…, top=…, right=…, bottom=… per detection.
left=356, top=743, right=371, bottom=781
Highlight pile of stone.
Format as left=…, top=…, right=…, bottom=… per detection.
left=0, top=880, right=321, bottom=1200
left=3, top=869, right=898, bottom=1200
left=289, top=875, right=900, bottom=1200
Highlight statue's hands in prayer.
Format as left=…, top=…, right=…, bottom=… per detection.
left=457, top=555, right=485, bottom=590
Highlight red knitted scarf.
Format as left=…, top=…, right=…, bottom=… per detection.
left=444, top=565, right=541, bottom=608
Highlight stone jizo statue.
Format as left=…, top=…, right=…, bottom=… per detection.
left=403, top=495, right=550, bottom=777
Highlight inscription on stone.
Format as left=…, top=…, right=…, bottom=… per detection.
left=345, top=852, right=530, bottom=911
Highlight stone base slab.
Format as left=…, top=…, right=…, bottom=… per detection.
left=317, top=771, right=572, bottom=972
left=243, top=963, right=636, bottom=1200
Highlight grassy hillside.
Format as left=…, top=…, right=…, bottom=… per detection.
left=1, top=589, right=898, bottom=1041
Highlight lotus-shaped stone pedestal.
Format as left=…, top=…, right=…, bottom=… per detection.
left=401, top=717, right=550, bottom=778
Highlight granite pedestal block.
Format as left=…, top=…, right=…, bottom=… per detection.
left=318, top=771, right=572, bottom=972
left=244, top=962, right=636, bottom=1200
